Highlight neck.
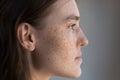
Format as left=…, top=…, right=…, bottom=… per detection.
left=30, top=69, right=51, bottom=80
left=27, top=53, right=52, bottom=80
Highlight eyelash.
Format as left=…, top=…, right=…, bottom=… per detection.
left=68, top=24, right=77, bottom=30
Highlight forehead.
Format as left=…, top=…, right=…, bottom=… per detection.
left=53, top=0, right=79, bottom=15
left=41, top=0, right=80, bottom=26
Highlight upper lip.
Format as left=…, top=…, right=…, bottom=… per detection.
left=75, top=56, right=81, bottom=59
left=75, top=50, right=82, bottom=59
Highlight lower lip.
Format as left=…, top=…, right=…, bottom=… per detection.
left=75, top=57, right=82, bottom=63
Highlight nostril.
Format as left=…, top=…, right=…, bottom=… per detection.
left=80, top=38, right=89, bottom=46
left=77, top=37, right=89, bottom=48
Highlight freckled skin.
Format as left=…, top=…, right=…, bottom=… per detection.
left=30, top=0, right=88, bottom=79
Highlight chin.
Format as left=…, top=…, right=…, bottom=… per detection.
left=68, top=70, right=82, bottom=78
left=54, top=66, right=82, bottom=79
left=61, top=73, right=81, bottom=79
left=70, top=67, right=82, bottom=78
left=71, top=72, right=82, bottom=78
left=59, top=69, right=82, bottom=79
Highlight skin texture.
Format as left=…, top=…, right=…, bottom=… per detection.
left=17, top=0, right=88, bottom=80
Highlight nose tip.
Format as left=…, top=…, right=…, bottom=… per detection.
left=77, top=35, right=89, bottom=48
left=80, top=38, right=89, bottom=46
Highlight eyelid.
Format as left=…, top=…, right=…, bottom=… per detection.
left=65, top=20, right=77, bottom=26
left=65, top=20, right=79, bottom=30
left=68, top=23, right=77, bottom=30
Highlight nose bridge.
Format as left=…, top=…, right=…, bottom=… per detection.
left=77, top=27, right=88, bottom=47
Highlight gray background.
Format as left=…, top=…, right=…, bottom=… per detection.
left=51, top=0, right=120, bottom=80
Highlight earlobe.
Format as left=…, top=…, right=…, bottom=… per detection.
left=17, top=23, right=36, bottom=52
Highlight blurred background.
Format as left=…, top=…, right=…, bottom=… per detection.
left=51, top=0, right=120, bottom=80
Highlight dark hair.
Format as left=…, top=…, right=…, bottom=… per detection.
left=0, top=0, right=57, bottom=80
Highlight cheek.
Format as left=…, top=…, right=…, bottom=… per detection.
left=33, top=25, right=78, bottom=75
left=46, top=27, right=75, bottom=57
left=45, top=29, right=75, bottom=65
left=43, top=29, right=76, bottom=74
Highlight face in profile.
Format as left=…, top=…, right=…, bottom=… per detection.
left=31, top=0, right=88, bottom=79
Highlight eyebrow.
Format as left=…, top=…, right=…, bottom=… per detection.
left=65, top=15, right=80, bottom=21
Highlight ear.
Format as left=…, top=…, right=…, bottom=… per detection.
left=17, top=23, right=36, bottom=52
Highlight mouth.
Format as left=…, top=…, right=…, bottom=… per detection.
left=74, top=56, right=83, bottom=64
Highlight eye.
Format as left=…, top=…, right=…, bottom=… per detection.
left=68, top=24, right=77, bottom=30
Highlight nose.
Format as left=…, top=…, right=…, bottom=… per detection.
left=77, top=27, right=88, bottom=47
left=79, top=36, right=88, bottom=46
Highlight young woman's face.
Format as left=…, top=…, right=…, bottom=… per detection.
left=32, top=0, right=88, bottom=78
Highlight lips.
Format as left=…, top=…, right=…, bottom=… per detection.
left=75, top=56, right=81, bottom=60
left=75, top=56, right=82, bottom=63
left=75, top=50, right=82, bottom=63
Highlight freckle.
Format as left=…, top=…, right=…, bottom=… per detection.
left=53, top=29, right=57, bottom=33
left=42, top=37, right=45, bottom=40
left=47, top=58, right=50, bottom=61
